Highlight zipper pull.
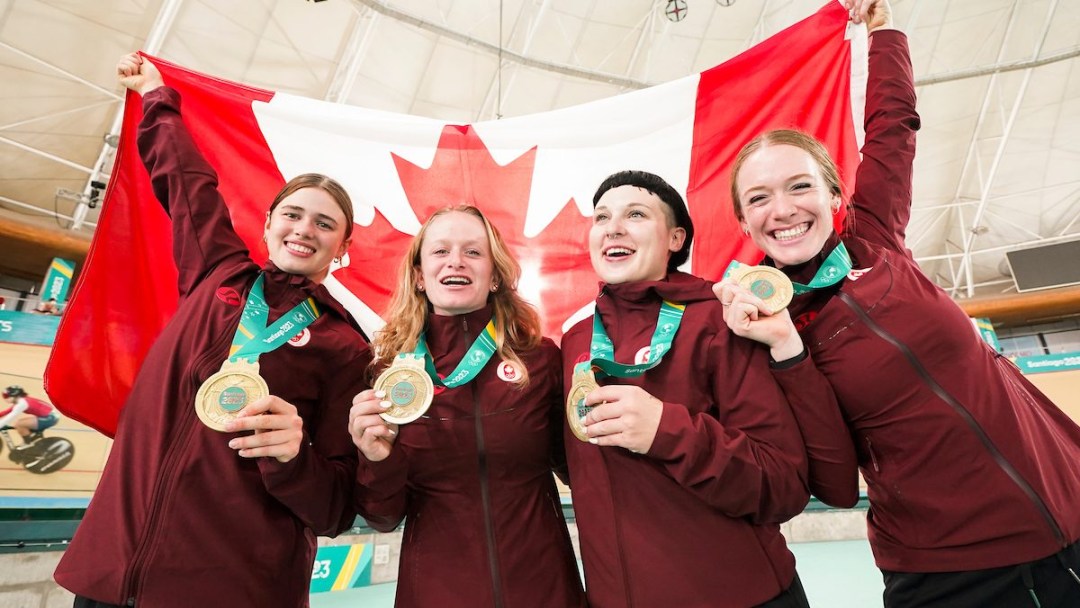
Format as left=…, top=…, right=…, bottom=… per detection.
left=866, top=437, right=881, bottom=473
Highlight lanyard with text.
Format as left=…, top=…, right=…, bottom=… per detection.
left=407, top=319, right=499, bottom=388
left=575, top=300, right=685, bottom=378
left=228, top=274, right=321, bottom=362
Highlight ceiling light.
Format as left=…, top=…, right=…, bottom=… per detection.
left=665, top=0, right=688, bottom=22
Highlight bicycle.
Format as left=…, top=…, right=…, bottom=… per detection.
left=0, top=426, right=75, bottom=474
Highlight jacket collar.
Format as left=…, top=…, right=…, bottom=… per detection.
left=425, top=304, right=494, bottom=356
left=259, top=260, right=353, bottom=322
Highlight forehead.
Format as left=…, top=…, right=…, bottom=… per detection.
left=595, top=184, right=666, bottom=212
left=278, top=187, right=347, bottom=221
left=742, top=144, right=821, bottom=181
left=422, top=211, right=489, bottom=243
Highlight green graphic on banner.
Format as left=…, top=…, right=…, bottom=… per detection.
left=1012, top=352, right=1080, bottom=375
left=973, top=317, right=1001, bottom=353
left=41, top=258, right=75, bottom=304
left=309, top=543, right=373, bottom=593
left=0, top=311, right=59, bottom=346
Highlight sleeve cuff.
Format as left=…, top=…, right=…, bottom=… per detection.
left=769, top=345, right=809, bottom=370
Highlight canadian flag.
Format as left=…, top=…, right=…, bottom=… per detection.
left=47, top=2, right=862, bottom=436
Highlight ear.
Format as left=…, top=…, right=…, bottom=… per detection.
left=414, top=266, right=424, bottom=291
left=264, top=210, right=272, bottom=234
left=337, top=238, right=351, bottom=259
left=831, top=195, right=842, bottom=214
left=668, top=227, right=687, bottom=253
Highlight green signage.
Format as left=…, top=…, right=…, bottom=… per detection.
left=0, top=311, right=59, bottom=346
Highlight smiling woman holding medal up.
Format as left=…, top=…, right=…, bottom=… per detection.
left=561, top=169, right=814, bottom=608
left=53, top=54, right=371, bottom=608
left=348, top=206, right=585, bottom=608
left=716, top=1, right=1080, bottom=606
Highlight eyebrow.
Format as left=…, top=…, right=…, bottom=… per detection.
left=279, top=204, right=339, bottom=225
left=742, top=173, right=817, bottom=194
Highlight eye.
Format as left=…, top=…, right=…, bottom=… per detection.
left=594, top=213, right=609, bottom=223
left=432, top=248, right=449, bottom=255
left=628, top=210, right=645, bottom=218
left=465, top=248, right=482, bottom=257
left=747, top=194, right=767, bottom=206
left=791, top=182, right=812, bottom=192
left=282, top=211, right=300, bottom=219
left=316, top=221, right=333, bottom=230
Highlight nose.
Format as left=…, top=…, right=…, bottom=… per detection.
left=446, top=249, right=465, bottom=267
left=770, top=193, right=798, bottom=219
left=605, top=216, right=625, bottom=238
left=293, top=218, right=316, bottom=237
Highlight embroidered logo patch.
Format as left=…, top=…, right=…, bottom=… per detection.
left=215, top=287, right=241, bottom=306
left=634, top=346, right=651, bottom=364
left=793, top=311, right=818, bottom=332
left=847, top=267, right=873, bottom=281
left=496, top=361, right=520, bottom=382
left=287, top=327, right=311, bottom=347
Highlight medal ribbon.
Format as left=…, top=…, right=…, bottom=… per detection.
left=404, top=319, right=499, bottom=388
left=723, top=242, right=853, bottom=296
left=574, top=300, right=685, bottom=378
left=228, top=275, right=321, bottom=362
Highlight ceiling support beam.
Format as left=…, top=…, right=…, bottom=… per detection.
left=71, top=0, right=185, bottom=230
left=349, top=0, right=649, bottom=90
left=0, top=41, right=121, bottom=101
left=0, top=135, right=95, bottom=175
left=325, top=3, right=380, bottom=103
left=952, top=0, right=1059, bottom=297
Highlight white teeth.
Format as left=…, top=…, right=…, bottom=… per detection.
left=286, top=242, right=314, bottom=254
left=441, top=276, right=471, bottom=285
left=606, top=247, right=634, bottom=257
left=773, top=224, right=810, bottom=241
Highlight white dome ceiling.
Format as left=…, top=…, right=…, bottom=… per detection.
left=2, top=0, right=1078, bottom=298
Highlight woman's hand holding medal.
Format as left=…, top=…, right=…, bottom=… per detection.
left=348, top=389, right=399, bottom=462
left=224, top=396, right=305, bottom=463
left=579, top=385, right=664, bottom=455
left=714, top=279, right=804, bottom=362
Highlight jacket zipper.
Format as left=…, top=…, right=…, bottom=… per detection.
left=837, top=291, right=1067, bottom=547
left=465, top=316, right=505, bottom=608
left=605, top=452, right=635, bottom=608
left=120, top=304, right=241, bottom=604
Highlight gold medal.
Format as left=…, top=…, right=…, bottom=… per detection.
left=731, top=265, right=794, bottom=314
left=376, top=356, right=434, bottom=425
left=566, top=368, right=601, bottom=442
left=194, top=359, right=269, bottom=432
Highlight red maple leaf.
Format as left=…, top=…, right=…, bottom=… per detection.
left=342, top=124, right=595, bottom=338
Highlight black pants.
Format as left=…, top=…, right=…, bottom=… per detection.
left=757, top=573, right=811, bottom=608
left=882, top=542, right=1080, bottom=607
left=74, top=596, right=126, bottom=608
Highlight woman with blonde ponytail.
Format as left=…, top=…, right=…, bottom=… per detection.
left=349, top=206, right=585, bottom=608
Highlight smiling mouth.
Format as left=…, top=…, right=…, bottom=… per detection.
left=603, top=246, right=635, bottom=260
left=440, top=276, right=472, bottom=286
left=771, top=222, right=811, bottom=241
left=285, top=241, right=315, bottom=255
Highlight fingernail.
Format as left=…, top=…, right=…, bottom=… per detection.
left=579, top=416, right=588, bottom=426
left=588, top=438, right=598, bottom=445
left=228, top=439, right=238, bottom=449
left=387, top=429, right=397, bottom=436
left=380, top=400, right=392, bottom=409
left=375, top=390, right=386, bottom=398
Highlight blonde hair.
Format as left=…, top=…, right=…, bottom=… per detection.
left=371, top=206, right=541, bottom=386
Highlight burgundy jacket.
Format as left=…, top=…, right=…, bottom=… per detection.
left=54, top=87, right=370, bottom=607
left=562, top=273, right=809, bottom=608
left=356, top=306, right=586, bottom=608
left=771, top=30, right=1080, bottom=572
